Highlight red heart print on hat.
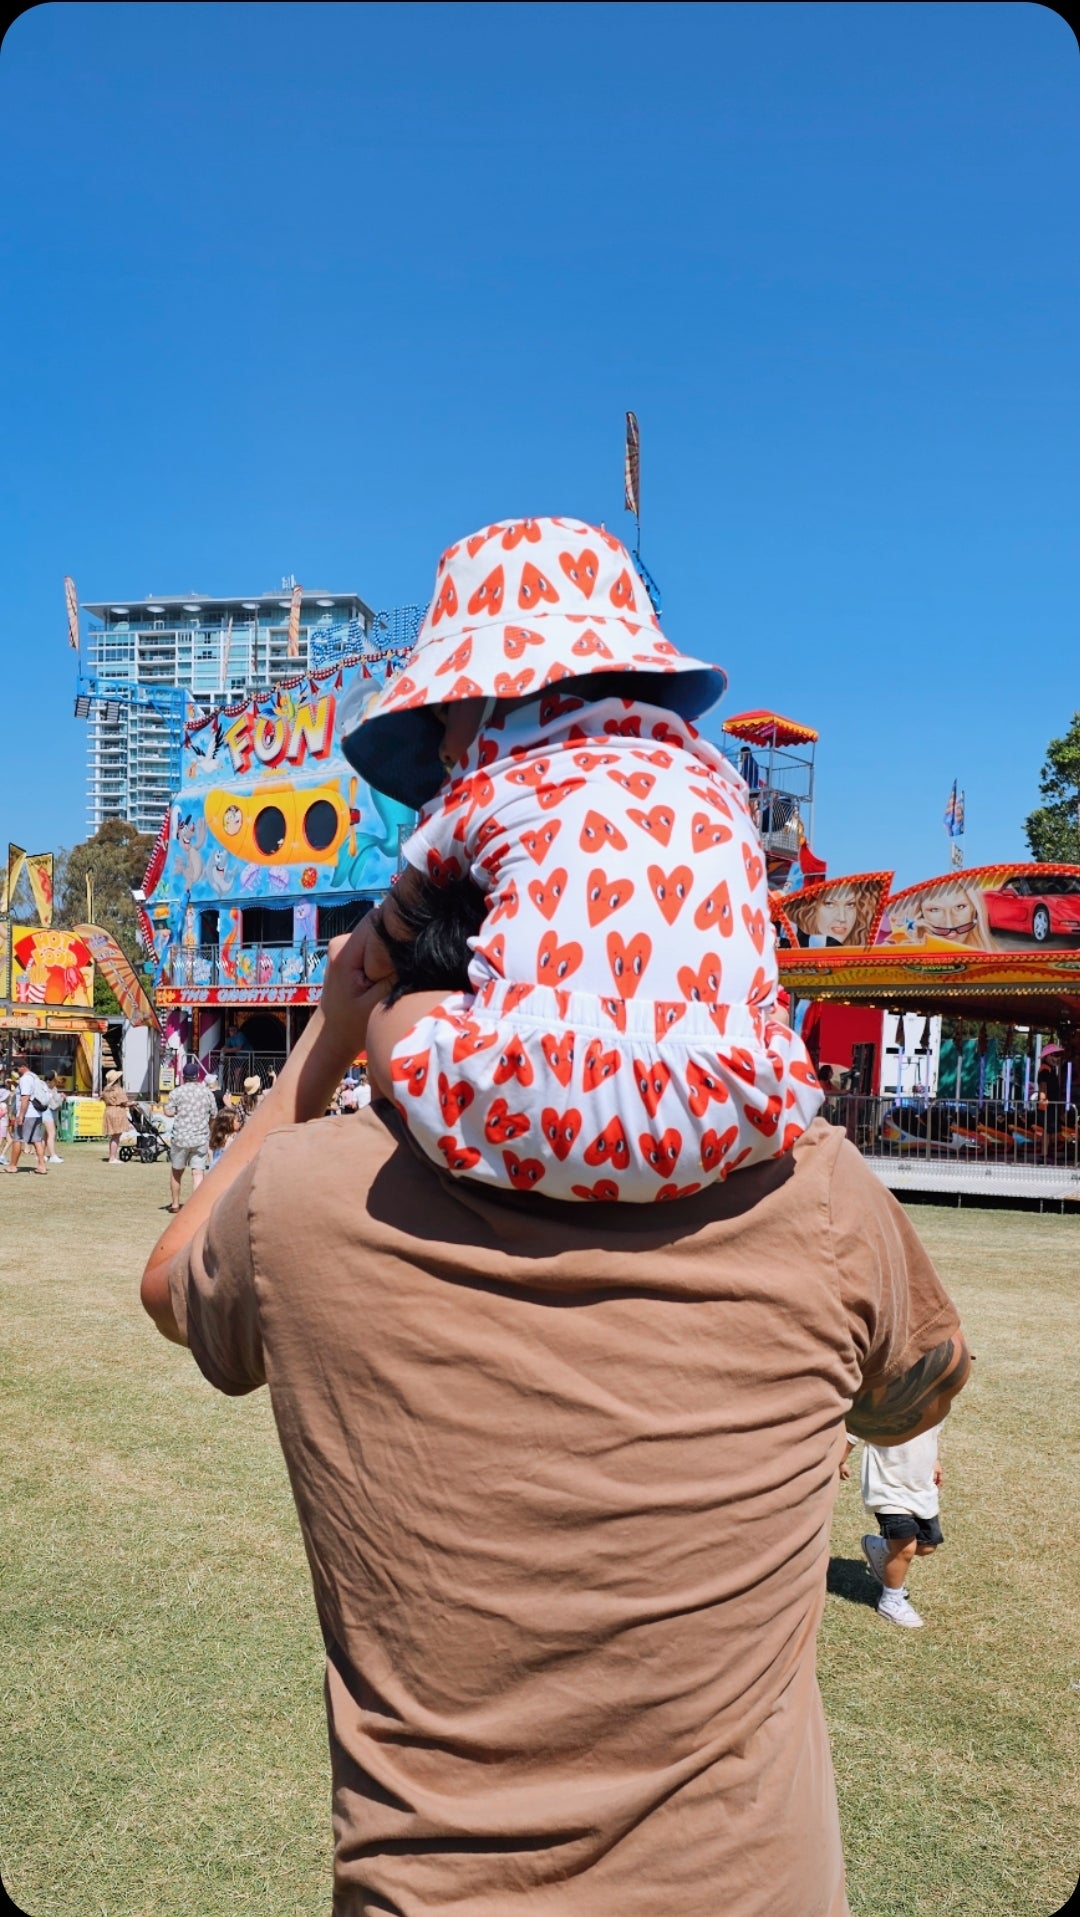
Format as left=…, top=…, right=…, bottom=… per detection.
left=634, top=1058, right=671, bottom=1117
left=501, top=518, right=542, bottom=548
left=390, top=1050, right=430, bottom=1098
left=436, top=636, right=474, bottom=677
left=691, top=812, right=733, bottom=853
left=687, top=1061, right=730, bottom=1117
left=584, top=1116, right=630, bottom=1170
left=608, top=768, right=656, bottom=800
left=745, top=1095, right=782, bottom=1137
left=528, top=867, right=567, bottom=922
left=447, top=674, right=483, bottom=701
left=558, top=548, right=599, bottom=598
left=586, top=868, right=635, bottom=928
left=438, top=1135, right=482, bottom=1173
left=503, top=1150, right=546, bottom=1190
left=466, top=528, right=498, bottom=557
left=582, top=1039, right=621, bottom=1091
left=657, top=1182, right=703, bottom=1202
left=742, top=842, right=765, bottom=890
left=570, top=630, right=613, bottom=658
left=537, top=930, right=583, bottom=983
left=519, top=562, right=559, bottom=610
left=573, top=750, right=619, bottom=771
left=501, top=982, right=535, bottom=1013
left=607, top=930, right=652, bottom=996
left=540, top=1106, right=583, bottom=1161
left=438, top=1073, right=475, bottom=1127
left=633, top=748, right=674, bottom=768
left=653, top=1001, right=686, bottom=1040
left=385, top=675, right=417, bottom=706
left=571, top=1179, right=621, bottom=1201
left=431, top=576, right=459, bottom=626
left=695, top=880, right=734, bottom=936
left=700, top=1125, right=739, bottom=1172
left=542, top=661, right=575, bottom=686
left=495, top=668, right=535, bottom=698
left=541, top=1031, right=575, bottom=1086
left=451, top=1022, right=500, bottom=1064
left=467, top=565, right=505, bottom=618
left=626, top=804, right=675, bottom=846
left=539, top=690, right=584, bottom=724
left=678, top=954, right=722, bottom=1002
left=521, top=821, right=562, bottom=863
left=484, top=1097, right=532, bottom=1145
left=536, top=777, right=587, bottom=812
left=603, top=712, right=642, bottom=739
left=741, top=904, right=767, bottom=953
left=640, top=1128, right=682, bottom=1179
left=580, top=810, right=628, bottom=853
left=780, top=1122, right=803, bottom=1152
left=503, top=626, right=544, bottom=660
left=493, top=1036, right=535, bottom=1087
left=609, top=569, right=636, bottom=609
left=647, top=863, right=693, bottom=926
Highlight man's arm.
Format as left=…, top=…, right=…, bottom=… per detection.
left=140, top=928, right=389, bottom=1345
left=846, top=1332, right=972, bottom=1444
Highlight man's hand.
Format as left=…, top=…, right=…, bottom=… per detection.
left=933, top=1459, right=943, bottom=1488
left=317, top=925, right=394, bottom=1068
left=847, top=1333, right=971, bottom=1445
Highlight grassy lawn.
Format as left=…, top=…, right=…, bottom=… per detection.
left=1, top=1145, right=1078, bottom=1915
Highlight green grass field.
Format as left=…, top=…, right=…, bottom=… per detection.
left=1, top=1145, right=1078, bottom=1916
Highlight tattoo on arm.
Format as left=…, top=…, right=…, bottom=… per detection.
left=847, top=1335, right=970, bottom=1443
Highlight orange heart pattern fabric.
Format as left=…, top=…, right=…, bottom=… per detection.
left=384, top=685, right=822, bottom=1199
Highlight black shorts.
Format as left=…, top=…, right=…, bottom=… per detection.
left=877, top=1512, right=944, bottom=1547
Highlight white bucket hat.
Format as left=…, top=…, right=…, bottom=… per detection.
left=341, top=516, right=725, bottom=808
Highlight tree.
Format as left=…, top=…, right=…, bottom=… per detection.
left=1024, top=714, right=1080, bottom=865
left=55, top=821, right=157, bottom=1012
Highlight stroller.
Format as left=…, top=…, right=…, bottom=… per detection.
left=119, top=1104, right=171, bottom=1165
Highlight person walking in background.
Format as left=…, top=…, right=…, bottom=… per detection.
left=163, top=1059, right=218, bottom=1213
left=0, top=1076, right=13, bottom=1167
left=102, top=1069, right=132, bottom=1165
left=5, top=1054, right=52, bottom=1176
left=859, top=1424, right=946, bottom=1629
left=237, top=1074, right=263, bottom=1126
left=208, top=1108, right=240, bottom=1167
left=40, top=1073, right=66, bottom=1165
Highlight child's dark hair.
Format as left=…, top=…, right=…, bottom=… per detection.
left=376, top=874, right=487, bottom=1006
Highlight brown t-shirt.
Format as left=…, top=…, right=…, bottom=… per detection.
left=169, top=1109, right=961, bottom=1917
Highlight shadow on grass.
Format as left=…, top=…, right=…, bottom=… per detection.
left=827, top=1557, right=880, bottom=1609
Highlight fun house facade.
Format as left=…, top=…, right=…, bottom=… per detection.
left=141, top=650, right=414, bottom=1088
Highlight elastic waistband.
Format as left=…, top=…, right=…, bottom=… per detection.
left=471, top=977, right=769, bottom=1042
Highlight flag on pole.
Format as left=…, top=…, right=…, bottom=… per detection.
left=86, top=869, right=94, bottom=923
left=287, top=583, right=303, bottom=660
left=64, top=575, right=79, bottom=652
left=943, top=780, right=965, bottom=838
left=221, top=614, right=233, bottom=682
left=624, top=411, right=640, bottom=519
left=24, top=852, right=54, bottom=928
left=3, top=845, right=26, bottom=917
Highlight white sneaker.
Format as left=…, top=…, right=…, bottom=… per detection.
left=861, top=1534, right=888, bottom=1585
left=47, top=1155, right=63, bottom=1164
left=878, top=1592, right=924, bottom=1628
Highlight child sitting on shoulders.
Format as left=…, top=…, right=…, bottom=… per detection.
left=342, top=515, right=822, bottom=1202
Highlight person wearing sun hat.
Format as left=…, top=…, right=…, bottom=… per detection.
left=341, top=515, right=823, bottom=1202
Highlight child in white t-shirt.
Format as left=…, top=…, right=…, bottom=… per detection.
left=858, top=1425, right=944, bottom=1629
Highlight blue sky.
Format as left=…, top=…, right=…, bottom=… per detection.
left=1, top=0, right=1076, bottom=884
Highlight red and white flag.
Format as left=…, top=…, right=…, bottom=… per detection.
left=64, top=575, right=79, bottom=651
left=624, top=411, right=640, bottom=519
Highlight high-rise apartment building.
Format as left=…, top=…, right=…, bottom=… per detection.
left=82, top=585, right=374, bottom=835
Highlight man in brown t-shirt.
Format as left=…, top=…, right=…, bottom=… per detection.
left=142, top=940, right=970, bottom=1917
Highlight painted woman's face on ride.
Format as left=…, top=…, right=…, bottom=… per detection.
left=814, top=897, right=858, bottom=943
left=922, top=892, right=978, bottom=941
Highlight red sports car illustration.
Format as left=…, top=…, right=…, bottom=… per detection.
left=984, top=873, right=1080, bottom=943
